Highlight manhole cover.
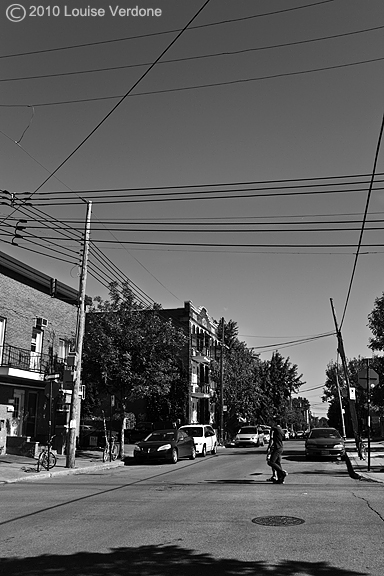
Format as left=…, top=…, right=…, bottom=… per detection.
left=252, top=516, right=305, bottom=527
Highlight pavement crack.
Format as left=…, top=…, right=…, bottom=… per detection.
left=352, top=491, right=384, bottom=523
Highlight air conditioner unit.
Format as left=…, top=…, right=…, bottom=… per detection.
left=36, top=317, right=48, bottom=328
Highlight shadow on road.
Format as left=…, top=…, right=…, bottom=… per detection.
left=0, top=544, right=369, bottom=576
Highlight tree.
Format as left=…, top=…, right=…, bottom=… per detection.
left=368, top=293, right=384, bottom=351
left=82, top=282, right=187, bottom=457
left=258, top=351, right=304, bottom=425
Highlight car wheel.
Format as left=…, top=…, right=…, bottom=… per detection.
left=201, top=445, right=207, bottom=457
left=211, top=443, right=217, bottom=455
left=170, top=448, right=178, bottom=464
left=189, top=446, right=196, bottom=460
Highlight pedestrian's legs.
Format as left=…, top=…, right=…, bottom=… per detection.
left=269, top=448, right=286, bottom=482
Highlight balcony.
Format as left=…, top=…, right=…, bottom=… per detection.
left=191, top=384, right=210, bottom=399
left=0, top=344, right=65, bottom=380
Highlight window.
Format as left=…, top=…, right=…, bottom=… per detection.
left=58, top=338, right=70, bottom=361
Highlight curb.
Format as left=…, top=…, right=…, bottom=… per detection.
left=1, top=460, right=125, bottom=484
left=345, top=451, right=382, bottom=484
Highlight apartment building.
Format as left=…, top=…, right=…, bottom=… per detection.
left=0, top=250, right=78, bottom=450
left=160, top=301, right=220, bottom=425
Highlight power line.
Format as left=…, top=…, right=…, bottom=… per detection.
left=3, top=23, right=381, bottom=83
left=30, top=184, right=384, bottom=206
left=4, top=56, right=382, bottom=108
left=0, top=128, right=181, bottom=304
left=340, top=112, right=384, bottom=329
left=19, top=0, right=212, bottom=206
left=0, top=0, right=336, bottom=60
left=24, top=173, right=384, bottom=196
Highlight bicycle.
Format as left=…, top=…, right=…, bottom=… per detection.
left=103, top=435, right=119, bottom=462
left=37, top=436, right=57, bottom=471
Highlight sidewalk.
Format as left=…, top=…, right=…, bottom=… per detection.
left=0, top=446, right=136, bottom=484
left=344, top=438, right=384, bottom=484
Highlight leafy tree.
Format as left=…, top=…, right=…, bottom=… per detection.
left=258, top=351, right=304, bottom=425
left=82, top=282, right=187, bottom=457
left=368, top=293, right=384, bottom=351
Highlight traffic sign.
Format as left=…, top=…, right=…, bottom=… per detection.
left=357, top=368, right=379, bottom=389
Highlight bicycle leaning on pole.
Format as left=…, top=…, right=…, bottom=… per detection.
left=37, top=435, right=57, bottom=471
left=103, top=434, right=119, bottom=462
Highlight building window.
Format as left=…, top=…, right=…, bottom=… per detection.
left=58, top=338, right=70, bottom=361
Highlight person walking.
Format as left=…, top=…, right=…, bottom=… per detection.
left=267, top=419, right=287, bottom=484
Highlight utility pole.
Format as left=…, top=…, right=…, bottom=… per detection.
left=330, top=298, right=358, bottom=438
left=219, top=317, right=225, bottom=445
left=335, top=352, right=346, bottom=438
left=66, top=201, right=92, bottom=468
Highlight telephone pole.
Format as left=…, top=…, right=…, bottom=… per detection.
left=330, top=298, right=358, bottom=438
left=219, top=317, right=225, bottom=445
left=66, top=201, right=92, bottom=468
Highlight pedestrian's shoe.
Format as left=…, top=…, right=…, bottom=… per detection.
left=266, top=476, right=275, bottom=482
left=277, top=471, right=288, bottom=484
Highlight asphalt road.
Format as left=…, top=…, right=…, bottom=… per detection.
left=1, top=441, right=383, bottom=576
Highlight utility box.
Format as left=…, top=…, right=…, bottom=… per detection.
left=0, top=404, right=10, bottom=455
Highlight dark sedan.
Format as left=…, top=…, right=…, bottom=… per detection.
left=133, top=429, right=196, bottom=464
left=305, top=427, right=345, bottom=460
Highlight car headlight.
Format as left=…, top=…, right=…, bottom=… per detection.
left=333, top=444, right=344, bottom=450
left=157, top=444, right=172, bottom=451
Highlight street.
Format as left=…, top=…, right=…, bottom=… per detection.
left=1, top=441, right=383, bottom=576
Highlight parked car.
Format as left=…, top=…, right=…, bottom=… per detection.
left=295, top=430, right=305, bottom=439
left=126, top=422, right=154, bottom=444
left=179, top=424, right=217, bottom=456
left=259, top=426, right=271, bottom=443
left=234, top=426, right=265, bottom=448
left=282, top=428, right=290, bottom=440
left=305, top=427, right=345, bottom=460
left=133, top=429, right=196, bottom=464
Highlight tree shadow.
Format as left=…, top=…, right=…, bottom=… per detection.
left=0, top=544, right=369, bottom=576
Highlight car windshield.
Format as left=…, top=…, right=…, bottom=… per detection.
left=239, top=427, right=257, bottom=434
left=145, top=431, right=175, bottom=442
left=309, top=429, right=341, bottom=439
left=181, top=427, right=203, bottom=437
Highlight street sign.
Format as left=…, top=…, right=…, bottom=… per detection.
left=45, top=374, right=60, bottom=381
left=349, top=387, right=356, bottom=400
left=357, top=368, right=379, bottom=389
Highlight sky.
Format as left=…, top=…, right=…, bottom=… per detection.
left=1, top=0, right=384, bottom=419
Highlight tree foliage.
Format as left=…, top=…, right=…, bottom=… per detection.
left=211, top=320, right=305, bottom=436
left=81, top=282, right=188, bottom=450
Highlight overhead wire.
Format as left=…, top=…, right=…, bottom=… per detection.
left=23, top=173, right=384, bottom=196
left=4, top=56, right=383, bottom=108
left=2, top=23, right=382, bottom=83
left=340, top=111, right=384, bottom=329
left=0, top=0, right=336, bottom=60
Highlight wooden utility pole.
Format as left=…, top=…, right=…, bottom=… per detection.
left=330, top=298, right=358, bottom=438
left=219, top=317, right=225, bottom=445
left=66, top=201, right=92, bottom=468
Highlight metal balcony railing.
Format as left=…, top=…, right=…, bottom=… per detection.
left=0, top=343, right=65, bottom=375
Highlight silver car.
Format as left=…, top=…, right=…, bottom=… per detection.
left=305, top=427, right=345, bottom=459
left=234, top=426, right=265, bottom=448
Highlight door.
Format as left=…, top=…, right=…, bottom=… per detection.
left=30, top=328, right=43, bottom=370
left=12, top=390, right=25, bottom=436
left=25, top=392, right=38, bottom=438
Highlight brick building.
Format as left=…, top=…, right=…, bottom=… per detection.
left=0, top=250, right=79, bottom=451
left=160, top=301, right=220, bottom=425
